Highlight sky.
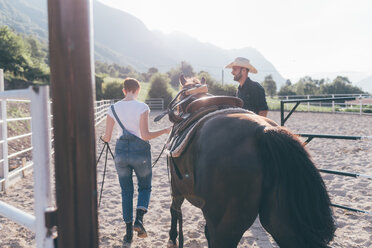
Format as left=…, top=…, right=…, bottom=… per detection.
left=101, top=0, right=372, bottom=82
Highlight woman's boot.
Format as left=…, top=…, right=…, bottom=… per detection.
left=134, top=209, right=147, bottom=238
left=124, top=222, right=133, bottom=243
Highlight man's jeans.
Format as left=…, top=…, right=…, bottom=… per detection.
left=115, top=134, right=152, bottom=223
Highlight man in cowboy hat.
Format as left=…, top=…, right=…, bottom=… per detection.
left=225, top=57, right=268, bottom=117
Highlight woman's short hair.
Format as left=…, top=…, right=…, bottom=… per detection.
left=123, top=78, right=140, bottom=93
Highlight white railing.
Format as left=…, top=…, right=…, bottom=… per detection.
left=0, top=98, right=112, bottom=192
left=94, top=99, right=114, bottom=126
left=271, top=93, right=372, bottom=115
left=0, top=72, right=113, bottom=248
left=145, top=98, right=164, bottom=110
left=0, top=84, right=54, bottom=248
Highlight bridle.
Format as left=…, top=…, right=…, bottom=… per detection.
left=154, top=83, right=206, bottom=123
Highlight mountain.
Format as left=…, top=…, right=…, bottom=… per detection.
left=0, top=0, right=286, bottom=86
left=0, top=0, right=47, bottom=39
left=356, top=76, right=372, bottom=94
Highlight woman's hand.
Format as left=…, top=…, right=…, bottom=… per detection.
left=165, top=126, right=172, bottom=134
left=101, top=135, right=110, bottom=143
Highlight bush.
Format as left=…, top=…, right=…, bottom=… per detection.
left=95, top=74, right=105, bottom=100
left=4, top=75, right=30, bottom=90
left=147, top=73, right=173, bottom=107
left=102, top=81, right=123, bottom=100
left=208, top=83, right=236, bottom=96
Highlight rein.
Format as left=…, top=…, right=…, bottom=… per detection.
left=152, top=82, right=208, bottom=179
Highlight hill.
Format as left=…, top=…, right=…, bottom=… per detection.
left=0, top=0, right=286, bottom=86
left=356, top=76, right=372, bottom=94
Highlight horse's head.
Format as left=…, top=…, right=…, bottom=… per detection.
left=178, top=74, right=208, bottom=113
left=154, top=74, right=209, bottom=123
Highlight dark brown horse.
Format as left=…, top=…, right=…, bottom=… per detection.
left=164, top=75, right=335, bottom=248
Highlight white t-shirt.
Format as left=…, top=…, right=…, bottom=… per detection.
left=107, top=100, right=150, bottom=139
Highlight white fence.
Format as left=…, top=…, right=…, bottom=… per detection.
left=272, top=93, right=372, bottom=115
left=0, top=84, right=54, bottom=248
left=0, top=97, right=112, bottom=192
left=0, top=68, right=112, bottom=247
left=145, top=98, right=164, bottom=110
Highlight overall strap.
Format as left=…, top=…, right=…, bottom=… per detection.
left=110, top=105, right=127, bottom=131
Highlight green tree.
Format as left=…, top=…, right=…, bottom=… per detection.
left=0, top=26, right=49, bottom=81
left=94, top=61, right=143, bottom=80
left=102, top=81, right=123, bottom=100
left=23, top=66, right=49, bottom=81
left=0, top=26, right=31, bottom=75
left=148, top=67, right=158, bottom=74
left=167, top=61, right=195, bottom=88
left=197, top=71, right=236, bottom=96
left=147, top=73, right=173, bottom=107
left=167, top=67, right=182, bottom=89
left=278, top=85, right=296, bottom=96
left=95, top=74, right=105, bottom=100
left=261, top=75, right=277, bottom=97
left=320, top=76, right=363, bottom=94
left=143, top=67, right=159, bottom=81
left=25, top=35, right=47, bottom=65
left=180, top=61, right=194, bottom=77
left=197, top=71, right=218, bottom=86
left=294, top=76, right=319, bottom=95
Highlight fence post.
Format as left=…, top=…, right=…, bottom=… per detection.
left=0, top=69, right=9, bottom=192
left=286, top=96, right=289, bottom=111
left=30, top=86, right=54, bottom=248
left=359, top=94, right=362, bottom=115
left=307, top=95, right=310, bottom=112
left=332, top=94, right=335, bottom=113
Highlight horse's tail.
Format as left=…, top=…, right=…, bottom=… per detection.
left=256, top=126, right=336, bottom=246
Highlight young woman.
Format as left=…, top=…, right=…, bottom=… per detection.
left=102, top=77, right=171, bottom=243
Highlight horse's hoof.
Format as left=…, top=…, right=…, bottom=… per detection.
left=167, top=239, right=178, bottom=248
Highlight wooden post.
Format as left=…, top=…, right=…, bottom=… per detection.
left=47, top=0, right=98, bottom=247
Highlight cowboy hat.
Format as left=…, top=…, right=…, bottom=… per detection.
left=225, top=57, right=258, bottom=74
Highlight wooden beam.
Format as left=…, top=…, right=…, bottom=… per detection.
left=47, top=0, right=98, bottom=247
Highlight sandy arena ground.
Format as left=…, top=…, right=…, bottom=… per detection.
left=0, top=111, right=371, bottom=247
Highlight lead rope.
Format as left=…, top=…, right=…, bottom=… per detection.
left=152, top=142, right=167, bottom=168
left=97, top=137, right=115, bottom=208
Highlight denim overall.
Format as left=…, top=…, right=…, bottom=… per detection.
left=111, top=105, right=152, bottom=223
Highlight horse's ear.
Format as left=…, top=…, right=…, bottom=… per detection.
left=201, top=77, right=206, bottom=84
left=179, top=74, right=187, bottom=86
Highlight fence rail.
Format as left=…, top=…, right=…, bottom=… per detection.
left=279, top=95, right=372, bottom=216
left=146, top=98, right=164, bottom=110
left=269, top=93, right=372, bottom=116
left=0, top=98, right=112, bottom=192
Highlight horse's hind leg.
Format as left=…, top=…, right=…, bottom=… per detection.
left=168, top=196, right=184, bottom=248
left=259, top=190, right=305, bottom=248
left=203, top=198, right=259, bottom=248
